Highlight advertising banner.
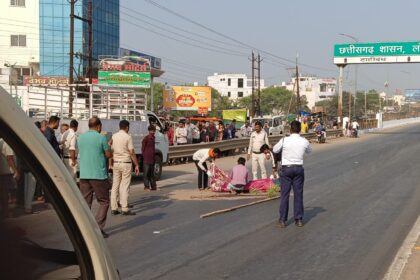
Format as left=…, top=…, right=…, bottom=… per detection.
left=163, top=86, right=212, bottom=111
left=98, top=71, right=151, bottom=88
left=222, top=109, right=247, bottom=122
left=98, top=57, right=151, bottom=88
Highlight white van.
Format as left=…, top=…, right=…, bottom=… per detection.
left=252, top=115, right=285, bottom=135
left=0, top=89, right=120, bottom=279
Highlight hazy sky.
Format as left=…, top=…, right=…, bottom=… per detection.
left=121, top=0, right=420, bottom=94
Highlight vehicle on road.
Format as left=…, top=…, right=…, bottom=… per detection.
left=0, top=89, right=120, bottom=279
left=252, top=115, right=284, bottom=135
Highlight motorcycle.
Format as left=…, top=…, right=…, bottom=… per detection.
left=316, top=129, right=326, bottom=143
left=351, top=128, right=358, bottom=138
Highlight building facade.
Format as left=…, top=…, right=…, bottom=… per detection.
left=282, top=75, right=337, bottom=110
left=40, top=0, right=119, bottom=77
left=0, top=0, right=40, bottom=84
left=0, top=0, right=119, bottom=84
left=207, top=73, right=265, bottom=100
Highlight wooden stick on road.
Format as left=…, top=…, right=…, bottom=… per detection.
left=200, top=195, right=280, bottom=219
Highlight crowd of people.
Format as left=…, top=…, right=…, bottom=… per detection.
left=164, top=118, right=256, bottom=147
left=0, top=116, right=161, bottom=238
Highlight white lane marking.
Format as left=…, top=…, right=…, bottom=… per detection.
left=383, top=214, right=420, bottom=280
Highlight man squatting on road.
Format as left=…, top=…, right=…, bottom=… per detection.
left=273, top=120, right=312, bottom=228
left=192, top=148, right=221, bottom=190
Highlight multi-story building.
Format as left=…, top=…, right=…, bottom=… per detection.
left=281, top=75, right=337, bottom=110
left=207, top=73, right=265, bottom=100
left=0, top=0, right=40, bottom=84
left=40, top=0, right=119, bottom=77
left=0, top=0, right=119, bottom=84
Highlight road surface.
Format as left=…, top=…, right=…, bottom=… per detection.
left=103, top=124, right=420, bottom=280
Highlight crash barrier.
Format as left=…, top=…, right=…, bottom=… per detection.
left=168, top=129, right=343, bottom=160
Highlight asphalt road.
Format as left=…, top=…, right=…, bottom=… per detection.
left=106, top=124, right=420, bottom=280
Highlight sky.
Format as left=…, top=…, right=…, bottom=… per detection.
left=121, top=0, right=420, bottom=94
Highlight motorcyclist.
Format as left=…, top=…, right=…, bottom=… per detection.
left=351, top=119, right=360, bottom=137
left=315, top=121, right=326, bottom=143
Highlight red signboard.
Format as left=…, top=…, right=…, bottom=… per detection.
left=24, top=76, right=69, bottom=86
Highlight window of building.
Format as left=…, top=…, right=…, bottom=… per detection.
left=238, top=78, right=244, bottom=88
left=227, top=92, right=231, bottom=97
left=319, top=83, right=327, bottom=92
left=238, top=92, right=243, bottom=98
left=228, top=78, right=231, bottom=86
left=10, top=0, right=25, bottom=7
left=10, top=35, right=26, bottom=47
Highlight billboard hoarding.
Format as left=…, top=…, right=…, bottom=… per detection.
left=163, top=86, right=211, bottom=111
left=98, top=56, right=151, bottom=88
left=98, top=71, right=151, bottom=88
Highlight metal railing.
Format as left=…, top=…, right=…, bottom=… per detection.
left=26, top=85, right=147, bottom=120
left=168, top=129, right=343, bottom=160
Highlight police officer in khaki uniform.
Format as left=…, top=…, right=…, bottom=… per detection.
left=109, top=120, right=139, bottom=216
left=61, top=119, right=78, bottom=180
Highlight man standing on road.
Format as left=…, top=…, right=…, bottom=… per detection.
left=273, top=120, right=312, bottom=228
left=192, top=148, right=220, bottom=190
left=61, top=120, right=78, bottom=181
left=240, top=121, right=252, bottom=138
left=110, top=120, right=139, bottom=216
left=142, top=125, right=157, bottom=191
left=247, top=121, right=270, bottom=180
left=78, top=117, right=112, bottom=238
left=44, top=116, right=61, bottom=157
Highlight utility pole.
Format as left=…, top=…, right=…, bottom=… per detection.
left=69, top=0, right=76, bottom=116
left=69, top=0, right=93, bottom=115
left=295, top=55, right=301, bottom=115
left=250, top=51, right=255, bottom=117
left=257, top=53, right=263, bottom=117
left=87, top=0, right=92, bottom=84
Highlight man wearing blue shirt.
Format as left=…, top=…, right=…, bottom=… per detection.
left=78, top=117, right=112, bottom=238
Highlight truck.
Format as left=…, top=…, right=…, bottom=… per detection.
left=16, top=84, right=169, bottom=180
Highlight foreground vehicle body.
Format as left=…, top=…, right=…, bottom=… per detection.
left=0, top=89, right=120, bottom=279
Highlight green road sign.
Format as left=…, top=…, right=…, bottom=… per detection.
left=334, top=41, right=420, bottom=64
left=98, top=71, right=151, bottom=88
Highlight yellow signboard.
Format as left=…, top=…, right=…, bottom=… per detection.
left=163, top=86, right=212, bottom=111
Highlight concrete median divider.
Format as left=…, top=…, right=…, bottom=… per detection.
left=168, top=129, right=343, bottom=160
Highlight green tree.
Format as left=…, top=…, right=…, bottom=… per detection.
left=208, top=88, right=232, bottom=118
left=237, top=86, right=305, bottom=116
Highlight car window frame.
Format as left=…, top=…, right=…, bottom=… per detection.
left=0, top=120, right=95, bottom=279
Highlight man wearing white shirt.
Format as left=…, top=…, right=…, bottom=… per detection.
left=273, top=120, right=312, bottom=228
left=61, top=120, right=78, bottom=180
left=247, top=121, right=270, bottom=180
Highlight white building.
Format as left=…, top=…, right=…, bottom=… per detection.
left=281, top=75, right=336, bottom=111
left=207, top=73, right=265, bottom=100
left=0, top=0, right=40, bottom=85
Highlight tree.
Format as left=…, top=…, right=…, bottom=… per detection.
left=208, top=88, right=232, bottom=118
left=236, top=86, right=305, bottom=116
